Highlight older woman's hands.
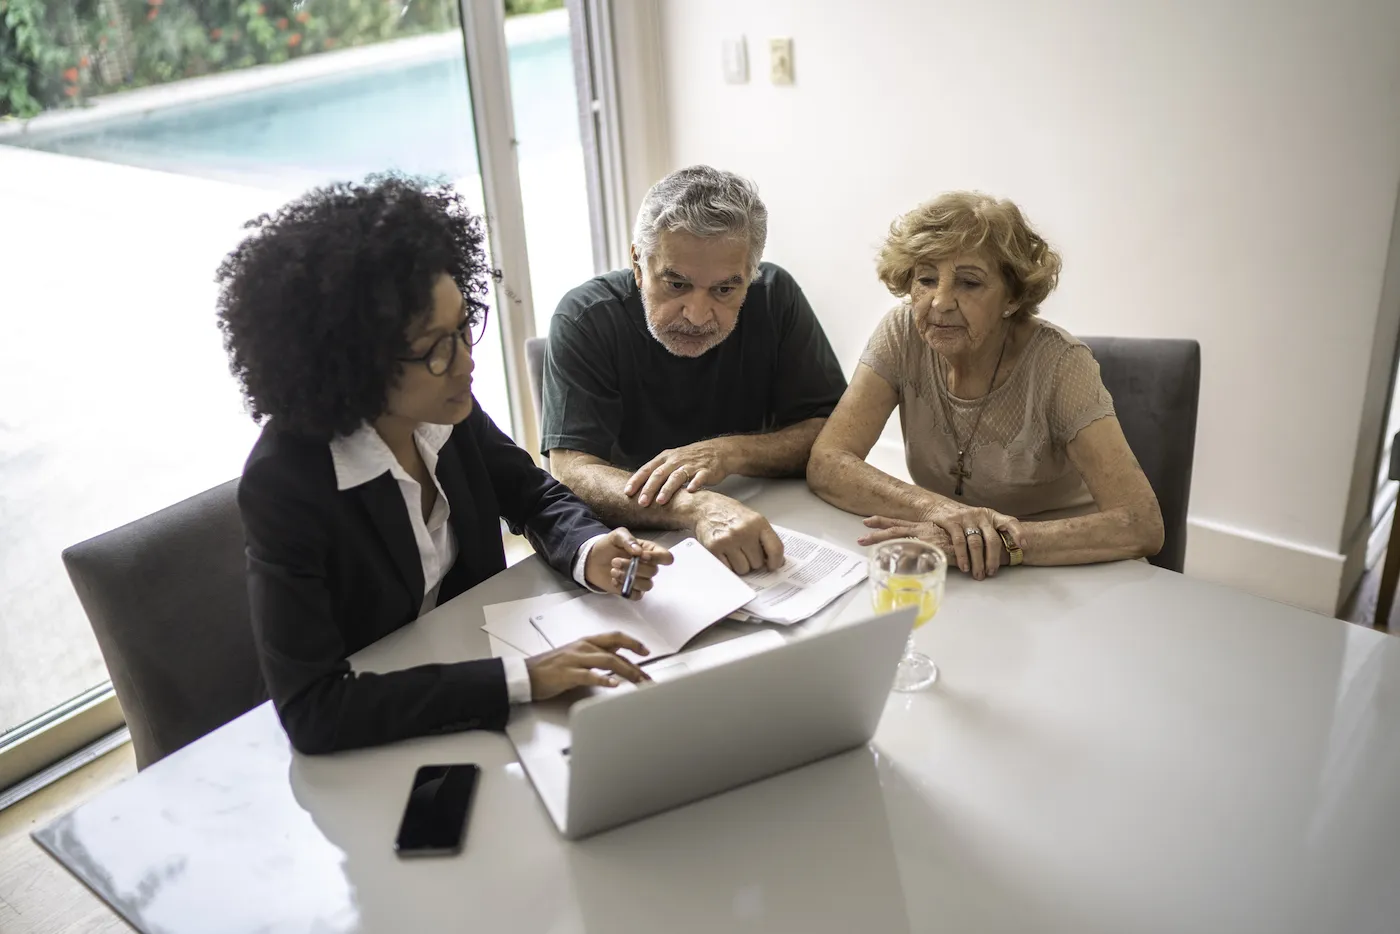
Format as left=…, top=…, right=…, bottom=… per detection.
left=859, top=503, right=1025, bottom=581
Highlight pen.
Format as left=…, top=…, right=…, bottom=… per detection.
left=620, top=555, right=641, bottom=598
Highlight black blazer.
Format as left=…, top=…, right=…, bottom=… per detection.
left=238, top=403, right=608, bottom=754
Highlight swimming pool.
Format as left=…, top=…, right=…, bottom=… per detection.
left=12, top=28, right=580, bottom=192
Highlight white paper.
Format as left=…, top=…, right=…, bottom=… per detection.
left=643, top=628, right=785, bottom=682
left=529, top=538, right=756, bottom=661
left=482, top=591, right=576, bottom=656
left=738, top=527, right=868, bottom=625
left=487, top=633, right=526, bottom=660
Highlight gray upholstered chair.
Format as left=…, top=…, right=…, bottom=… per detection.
left=1080, top=337, right=1201, bottom=574
left=526, top=336, right=549, bottom=423
left=62, top=479, right=265, bottom=769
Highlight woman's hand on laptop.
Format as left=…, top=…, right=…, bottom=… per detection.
left=526, top=633, right=653, bottom=699
left=583, top=528, right=673, bottom=600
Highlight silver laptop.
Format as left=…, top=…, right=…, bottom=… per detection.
left=506, top=607, right=916, bottom=839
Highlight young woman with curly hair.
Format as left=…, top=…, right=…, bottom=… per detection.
left=217, top=175, right=671, bottom=754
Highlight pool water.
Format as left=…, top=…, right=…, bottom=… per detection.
left=23, top=32, right=580, bottom=192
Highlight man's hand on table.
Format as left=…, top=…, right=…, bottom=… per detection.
left=691, top=494, right=784, bottom=575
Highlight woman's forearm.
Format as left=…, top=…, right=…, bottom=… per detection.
left=1027, top=416, right=1165, bottom=567
left=1019, top=500, right=1164, bottom=566
left=807, top=446, right=937, bottom=522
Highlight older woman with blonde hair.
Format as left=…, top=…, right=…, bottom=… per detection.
left=808, top=192, right=1164, bottom=580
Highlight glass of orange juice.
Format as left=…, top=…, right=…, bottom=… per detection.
left=869, top=538, right=946, bottom=691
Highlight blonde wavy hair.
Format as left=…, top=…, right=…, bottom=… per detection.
left=876, top=192, right=1062, bottom=317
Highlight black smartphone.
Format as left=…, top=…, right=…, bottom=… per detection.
left=393, top=764, right=480, bottom=858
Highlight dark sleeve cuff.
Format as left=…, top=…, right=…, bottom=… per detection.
left=774, top=402, right=839, bottom=426
left=540, top=433, right=615, bottom=461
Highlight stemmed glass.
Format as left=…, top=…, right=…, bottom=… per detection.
left=869, top=538, right=946, bottom=691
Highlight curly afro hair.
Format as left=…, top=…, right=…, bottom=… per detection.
left=216, top=174, right=493, bottom=440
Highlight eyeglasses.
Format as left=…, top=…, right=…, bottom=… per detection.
left=398, top=307, right=490, bottom=377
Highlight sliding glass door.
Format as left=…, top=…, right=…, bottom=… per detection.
left=0, top=0, right=603, bottom=788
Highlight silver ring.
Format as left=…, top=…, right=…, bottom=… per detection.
left=964, top=527, right=982, bottom=537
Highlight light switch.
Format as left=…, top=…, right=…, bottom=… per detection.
left=769, top=37, right=794, bottom=85
left=722, top=37, right=749, bottom=84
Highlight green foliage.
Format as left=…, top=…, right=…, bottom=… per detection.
left=1, top=0, right=101, bottom=118
left=0, top=0, right=505, bottom=119
left=504, top=0, right=562, bottom=15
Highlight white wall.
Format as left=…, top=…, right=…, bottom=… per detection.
left=637, top=0, right=1400, bottom=613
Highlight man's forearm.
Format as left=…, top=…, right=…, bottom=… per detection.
left=719, top=418, right=826, bottom=479
left=557, top=460, right=720, bottom=531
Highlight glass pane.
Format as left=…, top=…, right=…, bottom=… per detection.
left=503, top=1, right=597, bottom=338
left=0, top=1, right=503, bottom=737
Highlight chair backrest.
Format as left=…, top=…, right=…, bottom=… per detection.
left=526, top=336, right=548, bottom=423
left=1080, top=337, right=1201, bottom=573
left=62, top=479, right=265, bottom=769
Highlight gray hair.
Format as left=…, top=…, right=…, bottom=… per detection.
left=632, top=166, right=768, bottom=276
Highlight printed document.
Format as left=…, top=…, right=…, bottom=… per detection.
left=736, top=527, right=868, bottom=625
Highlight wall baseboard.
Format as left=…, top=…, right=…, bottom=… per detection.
left=1184, top=518, right=1344, bottom=616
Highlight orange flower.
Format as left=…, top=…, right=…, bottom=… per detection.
left=295, top=11, right=309, bottom=23
left=324, top=37, right=337, bottom=48
left=147, top=7, right=157, bottom=19
left=64, top=86, right=79, bottom=97
left=276, top=17, right=288, bottom=29
left=287, top=32, right=302, bottom=47
left=210, top=27, right=222, bottom=39
left=63, top=67, right=79, bottom=81
left=79, top=56, right=90, bottom=67
left=255, top=4, right=265, bottom=14
left=148, top=0, right=162, bottom=6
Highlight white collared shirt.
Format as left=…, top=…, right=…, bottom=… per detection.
left=330, top=422, right=607, bottom=705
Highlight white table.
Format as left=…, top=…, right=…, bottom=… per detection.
left=34, top=480, right=1400, bottom=934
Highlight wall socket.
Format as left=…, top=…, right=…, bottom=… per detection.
left=722, top=37, right=749, bottom=84
left=769, top=37, right=794, bottom=85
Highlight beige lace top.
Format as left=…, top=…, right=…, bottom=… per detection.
left=860, top=304, right=1115, bottom=521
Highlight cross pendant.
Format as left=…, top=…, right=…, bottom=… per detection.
left=950, top=455, right=971, bottom=497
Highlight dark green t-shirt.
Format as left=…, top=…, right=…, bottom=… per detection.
left=541, top=263, right=848, bottom=470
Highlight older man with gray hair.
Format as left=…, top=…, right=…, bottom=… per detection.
left=542, top=165, right=847, bottom=574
